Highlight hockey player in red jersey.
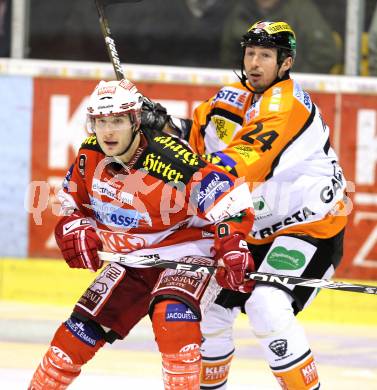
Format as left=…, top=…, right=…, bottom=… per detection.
left=28, top=79, right=255, bottom=390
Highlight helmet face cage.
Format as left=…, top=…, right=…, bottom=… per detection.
left=241, top=21, right=296, bottom=62
left=86, top=79, right=143, bottom=133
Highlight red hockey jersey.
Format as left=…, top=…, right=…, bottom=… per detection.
left=59, top=129, right=253, bottom=260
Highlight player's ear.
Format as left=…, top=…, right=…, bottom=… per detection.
left=281, top=56, right=293, bottom=72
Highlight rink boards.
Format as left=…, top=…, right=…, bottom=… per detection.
left=1, top=257, right=376, bottom=325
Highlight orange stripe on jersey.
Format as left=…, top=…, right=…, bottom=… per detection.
left=190, top=98, right=211, bottom=155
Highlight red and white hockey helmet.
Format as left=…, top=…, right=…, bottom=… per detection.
left=86, top=79, right=143, bottom=133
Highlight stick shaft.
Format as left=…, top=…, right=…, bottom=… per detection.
left=94, top=0, right=125, bottom=80
left=98, top=251, right=377, bottom=296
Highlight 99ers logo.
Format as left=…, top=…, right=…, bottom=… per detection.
left=98, top=231, right=146, bottom=252
left=180, top=343, right=201, bottom=363
left=50, top=346, right=73, bottom=363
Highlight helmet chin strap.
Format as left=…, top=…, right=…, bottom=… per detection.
left=115, top=128, right=140, bottom=159
left=113, top=113, right=141, bottom=159
left=239, top=60, right=290, bottom=95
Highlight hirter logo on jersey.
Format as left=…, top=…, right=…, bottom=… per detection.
left=139, top=134, right=205, bottom=184
left=153, top=135, right=204, bottom=167
left=142, top=152, right=186, bottom=184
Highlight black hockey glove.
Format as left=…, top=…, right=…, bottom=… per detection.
left=141, top=96, right=169, bottom=132
left=141, top=96, right=193, bottom=139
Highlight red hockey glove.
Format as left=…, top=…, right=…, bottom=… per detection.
left=214, top=234, right=255, bottom=293
left=55, top=211, right=103, bottom=271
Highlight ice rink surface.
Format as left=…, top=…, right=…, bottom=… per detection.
left=1, top=301, right=376, bottom=389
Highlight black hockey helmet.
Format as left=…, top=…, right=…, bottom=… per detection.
left=241, top=21, right=296, bottom=64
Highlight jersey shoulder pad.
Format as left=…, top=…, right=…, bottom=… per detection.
left=80, top=135, right=103, bottom=153
left=258, top=79, right=297, bottom=116
left=141, top=130, right=206, bottom=167
left=291, top=79, right=313, bottom=112
left=135, top=130, right=206, bottom=184
left=212, top=83, right=251, bottom=110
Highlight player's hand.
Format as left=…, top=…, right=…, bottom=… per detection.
left=214, top=234, right=255, bottom=293
left=140, top=96, right=169, bottom=132
left=55, top=211, right=103, bottom=271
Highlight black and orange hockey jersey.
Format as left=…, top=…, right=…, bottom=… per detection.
left=59, top=129, right=253, bottom=260
left=188, top=80, right=347, bottom=244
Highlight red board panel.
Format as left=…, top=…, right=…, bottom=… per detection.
left=28, top=78, right=377, bottom=280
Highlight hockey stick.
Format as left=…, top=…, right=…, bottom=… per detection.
left=98, top=251, right=377, bottom=296
left=94, top=0, right=185, bottom=135
left=94, top=0, right=142, bottom=80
